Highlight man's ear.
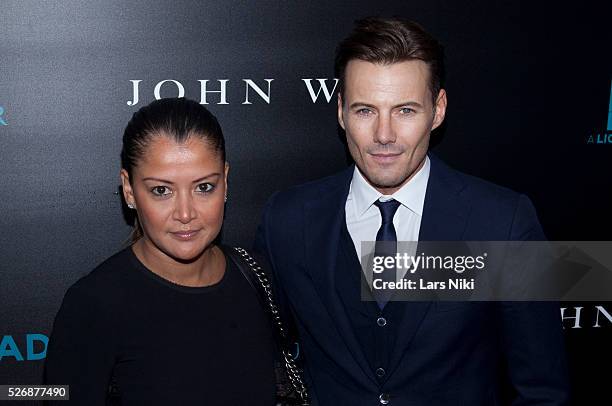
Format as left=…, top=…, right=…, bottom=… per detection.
left=432, top=89, right=447, bottom=130
left=337, top=93, right=346, bottom=130
left=120, top=169, right=136, bottom=208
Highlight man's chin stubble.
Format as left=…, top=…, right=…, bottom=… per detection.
left=367, top=173, right=410, bottom=191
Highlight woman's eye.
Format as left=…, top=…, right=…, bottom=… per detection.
left=197, top=183, right=214, bottom=193
left=151, top=186, right=171, bottom=196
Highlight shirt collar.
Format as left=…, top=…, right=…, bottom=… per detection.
left=350, top=156, right=430, bottom=218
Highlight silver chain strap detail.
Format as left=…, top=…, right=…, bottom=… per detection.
left=233, top=247, right=309, bottom=405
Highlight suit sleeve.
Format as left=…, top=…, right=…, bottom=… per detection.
left=253, top=192, right=295, bottom=332
left=499, top=194, right=571, bottom=405
left=253, top=192, right=278, bottom=276
left=44, top=283, right=115, bottom=405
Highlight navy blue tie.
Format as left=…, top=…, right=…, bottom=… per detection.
left=373, top=199, right=401, bottom=309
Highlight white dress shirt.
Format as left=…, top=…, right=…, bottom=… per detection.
left=345, top=156, right=430, bottom=273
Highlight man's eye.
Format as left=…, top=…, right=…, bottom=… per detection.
left=356, top=108, right=373, bottom=116
left=400, top=107, right=415, bottom=115
left=197, top=183, right=214, bottom=193
left=151, top=186, right=171, bottom=196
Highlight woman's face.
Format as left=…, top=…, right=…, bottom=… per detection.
left=121, top=135, right=228, bottom=263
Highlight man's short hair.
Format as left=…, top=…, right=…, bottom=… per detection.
left=335, top=17, right=445, bottom=105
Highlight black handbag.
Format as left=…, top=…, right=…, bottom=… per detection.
left=224, top=246, right=310, bottom=406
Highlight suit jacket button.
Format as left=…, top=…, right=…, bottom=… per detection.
left=376, top=367, right=386, bottom=378
left=377, top=317, right=387, bottom=327
left=379, top=393, right=390, bottom=404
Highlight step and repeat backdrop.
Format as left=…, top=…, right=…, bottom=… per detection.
left=1, top=0, right=610, bottom=404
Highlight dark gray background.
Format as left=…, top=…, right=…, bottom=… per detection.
left=1, top=0, right=611, bottom=403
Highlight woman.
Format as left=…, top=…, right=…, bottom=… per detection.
left=45, top=98, right=289, bottom=405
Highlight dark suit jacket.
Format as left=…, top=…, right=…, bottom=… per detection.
left=254, top=154, right=570, bottom=405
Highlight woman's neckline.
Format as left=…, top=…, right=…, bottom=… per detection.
left=127, top=245, right=229, bottom=294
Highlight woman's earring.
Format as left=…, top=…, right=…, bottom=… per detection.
left=127, top=203, right=135, bottom=209
left=224, top=195, right=228, bottom=203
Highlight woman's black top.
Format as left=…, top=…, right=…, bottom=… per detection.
left=44, top=247, right=276, bottom=405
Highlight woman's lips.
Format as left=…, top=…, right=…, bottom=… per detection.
left=170, top=230, right=201, bottom=240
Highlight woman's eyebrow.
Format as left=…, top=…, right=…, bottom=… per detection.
left=142, top=173, right=222, bottom=184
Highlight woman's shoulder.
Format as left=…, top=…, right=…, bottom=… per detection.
left=63, top=247, right=137, bottom=308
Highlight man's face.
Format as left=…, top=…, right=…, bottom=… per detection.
left=338, top=59, right=447, bottom=194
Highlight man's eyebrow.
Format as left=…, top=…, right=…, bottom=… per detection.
left=349, top=102, right=376, bottom=109
left=349, top=101, right=424, bottom=109
left=393, top=101, right=424, bottom=109
left=142, top=173, right=221, bottom=184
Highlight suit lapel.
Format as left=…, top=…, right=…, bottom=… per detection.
left=387, top=154, right=471, bottom=376
left=303, top=166, right=378, bottom=386
left=418, top=154, right=471, bottom=242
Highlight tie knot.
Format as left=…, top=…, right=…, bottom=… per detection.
left=374, top=199, right=401, bottom=224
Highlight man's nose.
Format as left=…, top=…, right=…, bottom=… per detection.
left=373, top=113, right=396, bottom=144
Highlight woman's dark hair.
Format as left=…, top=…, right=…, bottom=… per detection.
left=121, top=97, right=225, bottom=243
left=335, top=16, right=445, bottom=105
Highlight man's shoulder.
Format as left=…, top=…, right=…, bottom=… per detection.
left=266, top=166, right=352, bottom=209
left=432, top=155, right=524, bottom=207
left=460, top=170, right=521, bottom=202
left=431, top=156, right=544, bottom=239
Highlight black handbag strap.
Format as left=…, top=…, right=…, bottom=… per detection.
left=222, top=245, right=309, bottom=405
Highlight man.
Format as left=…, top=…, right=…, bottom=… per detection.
left=255, top=17, right=569, bottom=405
